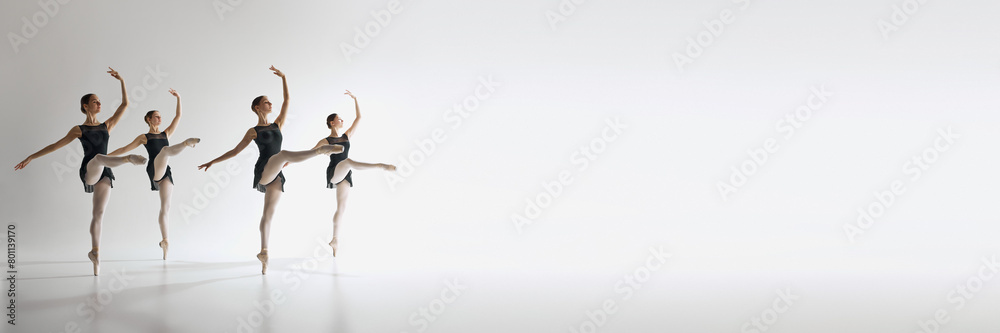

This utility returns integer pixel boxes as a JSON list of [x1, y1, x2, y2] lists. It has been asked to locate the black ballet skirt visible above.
[[326, 134, 353, 188], [143, 132, 173, 191], [77, 123, 115, 193], [253, 123, 285, 193]]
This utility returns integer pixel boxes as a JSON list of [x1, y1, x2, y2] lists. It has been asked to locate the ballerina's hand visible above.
[[269, 66, 284, 78], [169, 88, 179, 97], [107, 67, 122, 81], [198, 162, 212, 171], [14, 157, 31, 171], [344, 90, 356, 99]]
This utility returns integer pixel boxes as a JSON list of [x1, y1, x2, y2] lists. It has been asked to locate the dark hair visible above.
[[80, 94, 95, 113], [144, 110, 158, 125], [326, 113, 338, 129], [251, 95, 265, 112]]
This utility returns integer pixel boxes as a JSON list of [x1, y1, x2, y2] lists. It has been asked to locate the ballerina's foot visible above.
[[257, 252, 269, 275], [184, 138, 201, 147], [88, 251, 100, 276], [125, 154, 147, 165], [380, 164, 396, 172], [329, 238, 338, 257], [158, 240, 169, 260], [317, 144, 344, 156]]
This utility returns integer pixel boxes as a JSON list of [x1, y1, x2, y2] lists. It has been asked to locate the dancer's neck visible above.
[[255, 113, 269, 127], [83, 114, 100, 126]]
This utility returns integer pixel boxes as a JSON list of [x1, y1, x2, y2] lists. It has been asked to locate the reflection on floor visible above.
[[12, 254, 1000, 333]]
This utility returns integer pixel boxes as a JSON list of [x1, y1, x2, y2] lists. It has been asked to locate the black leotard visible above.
[[78, 123, 115, 193], [143, 132, 173, 191], [253, 123, 285, 193], [326, 134, 352, 188]]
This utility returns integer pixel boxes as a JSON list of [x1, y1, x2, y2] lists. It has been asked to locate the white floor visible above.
[[12, 251, 1000, 333]]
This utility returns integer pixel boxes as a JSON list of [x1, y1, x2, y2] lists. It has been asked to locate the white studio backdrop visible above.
[[1, 0, 1000, 331]]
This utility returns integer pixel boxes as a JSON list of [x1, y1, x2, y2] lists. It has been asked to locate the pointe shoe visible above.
[[183, 138, 201, 148], [158, 240, 169, 260], [88, 251, 100, 276], [317, 144, 344, 156], [329, 238, 338, 257], [125, 154, 147, 165], [257, 252, 269, 275], [380, 164, 396, 172]]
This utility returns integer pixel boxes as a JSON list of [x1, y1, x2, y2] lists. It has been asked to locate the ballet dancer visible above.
[[14, 67, 147, 276], [108, 88, 200, 260], [311, 90, 395, 257], [198, 66, 341, 274]]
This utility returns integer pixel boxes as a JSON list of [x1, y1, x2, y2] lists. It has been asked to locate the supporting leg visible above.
[[326, 158, 393, 257], [330, 183, 351, 257], [157, 179, 173, 260], [257, 181, 282, 274], [89, 177, 112, 276]]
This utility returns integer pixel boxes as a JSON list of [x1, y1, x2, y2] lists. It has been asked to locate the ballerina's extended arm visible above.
[[198, 128, 256, 171], [270, 66, 289, 130], [163, 88, 182, 137], [343, 90, 361, 138], [108, 134, 146, 156], [14, 127, 82, 170], [103, 67, 129, 131]]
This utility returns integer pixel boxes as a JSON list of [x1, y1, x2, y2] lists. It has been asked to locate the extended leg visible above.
[[257, 145, 342, 187], [152, 138, 199, 181], [327, 158, 395, 187], [84, 154, 146, 185], [88, 177, 112, 276], [157, 179, 173, 260]]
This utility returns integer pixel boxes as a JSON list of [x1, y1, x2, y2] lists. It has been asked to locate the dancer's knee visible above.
[[261, 206, 278, 221], [91, 202, 106, 217]]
